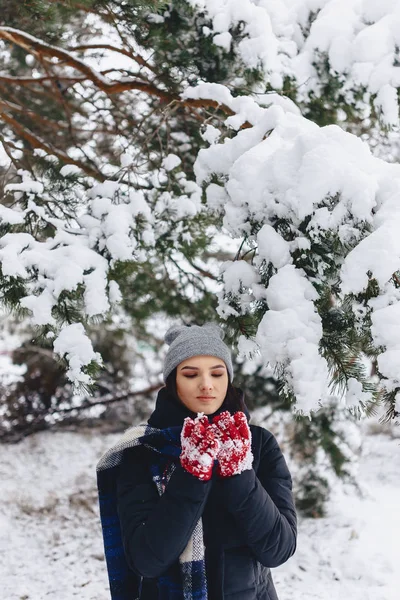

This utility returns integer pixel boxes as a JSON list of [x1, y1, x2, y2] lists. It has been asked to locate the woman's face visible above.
[[176, 355, 229, 415]]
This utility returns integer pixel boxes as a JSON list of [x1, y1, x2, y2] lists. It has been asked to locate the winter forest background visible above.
[[0, 1, 399, 598]]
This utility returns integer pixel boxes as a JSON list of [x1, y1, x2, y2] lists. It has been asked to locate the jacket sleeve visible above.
[[116, 447, 212, 579], [215, 427, 297, 568]]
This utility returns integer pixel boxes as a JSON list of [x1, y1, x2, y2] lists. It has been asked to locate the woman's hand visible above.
[[211, 411, 253, 478], [180, 413, 220, 481]]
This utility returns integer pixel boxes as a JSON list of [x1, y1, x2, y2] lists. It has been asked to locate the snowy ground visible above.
[[0, 423, 399, 600]]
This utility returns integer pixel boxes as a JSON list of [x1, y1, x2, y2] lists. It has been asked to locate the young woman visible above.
[[96, 323, 297, 600]]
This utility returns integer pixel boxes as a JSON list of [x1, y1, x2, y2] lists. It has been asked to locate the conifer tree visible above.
[[1, 0, 399, 512]]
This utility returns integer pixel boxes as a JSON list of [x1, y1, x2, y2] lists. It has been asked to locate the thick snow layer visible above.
[[0, 423, 398, 600], [256, 265, 330, 413], [162, 154, 182, 171], [0, 168, 158, 385], [185, 0, 400, 125], [185, 82, 400, 416]]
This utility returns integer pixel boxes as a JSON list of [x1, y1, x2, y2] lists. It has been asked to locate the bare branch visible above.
[[0, 74, 90, 86], [0, 27, 251, 125], [53, 382, 163, 415], [0, 27, 171, 99], [0, 94, 122, 137], [67, 43, 156, 73], [0, 110, 107, 181], [185, 258, 218, 280]]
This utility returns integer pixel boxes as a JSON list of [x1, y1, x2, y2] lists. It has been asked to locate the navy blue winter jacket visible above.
[[116, 387, 297, 599]]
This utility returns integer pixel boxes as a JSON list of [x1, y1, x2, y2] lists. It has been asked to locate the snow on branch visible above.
[[0, 169, 156, 386], [187, 0, 400, 126], [185, 82, 400, 417]]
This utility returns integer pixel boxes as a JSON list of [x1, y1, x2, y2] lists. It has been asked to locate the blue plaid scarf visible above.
[[96, 423, 208, 600]]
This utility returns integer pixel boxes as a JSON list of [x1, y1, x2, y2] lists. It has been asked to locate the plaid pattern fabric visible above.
[[96, 423, 208, 600]]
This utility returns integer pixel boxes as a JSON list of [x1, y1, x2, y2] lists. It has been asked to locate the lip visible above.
[[197, 396, 215, 401]]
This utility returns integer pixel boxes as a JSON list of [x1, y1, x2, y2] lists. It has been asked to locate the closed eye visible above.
[[183, 374, 223, 378]]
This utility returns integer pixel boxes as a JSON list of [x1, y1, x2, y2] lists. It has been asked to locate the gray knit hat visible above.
[[163, 322, 233, 382]]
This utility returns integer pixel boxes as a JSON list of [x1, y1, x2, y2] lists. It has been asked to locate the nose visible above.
[[199, 376, 213, 390]]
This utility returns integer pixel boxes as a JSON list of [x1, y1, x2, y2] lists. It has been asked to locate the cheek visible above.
[[177, 377, 194, 396], [217, 376, 229, 389]]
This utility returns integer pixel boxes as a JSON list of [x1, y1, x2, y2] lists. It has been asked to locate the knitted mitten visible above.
[[180, 413, 220, 481], [212, 411, 253, 478]]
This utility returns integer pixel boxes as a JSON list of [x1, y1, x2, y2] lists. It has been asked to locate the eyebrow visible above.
[[180, 364, 226, 370]]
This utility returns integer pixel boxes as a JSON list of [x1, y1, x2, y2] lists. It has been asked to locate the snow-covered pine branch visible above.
[[0, 161, 203, 386], [2, 1, 400, 421], [182, 82, 400, 418], [187, 0, 400, 126]]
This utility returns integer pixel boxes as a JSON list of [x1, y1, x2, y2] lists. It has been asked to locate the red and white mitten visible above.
[[211, 411, 253, 478], [180, 413, 220, 481]]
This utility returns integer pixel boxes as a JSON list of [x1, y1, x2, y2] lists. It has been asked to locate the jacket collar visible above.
[[147, 385, 250, 429]]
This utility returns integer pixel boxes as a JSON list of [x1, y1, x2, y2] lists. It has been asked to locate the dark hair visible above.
[[165, 367, 247, 415]]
